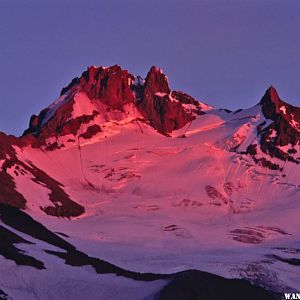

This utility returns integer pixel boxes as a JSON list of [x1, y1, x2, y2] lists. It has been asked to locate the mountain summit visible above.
[[255, 86, 300, 162], [23, 65, 207, 144]]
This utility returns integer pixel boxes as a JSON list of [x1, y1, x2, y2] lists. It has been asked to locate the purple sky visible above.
[[1, 0, 300, 136]]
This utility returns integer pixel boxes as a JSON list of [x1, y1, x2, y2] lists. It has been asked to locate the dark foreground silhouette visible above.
[[0, 203, 276, 300]]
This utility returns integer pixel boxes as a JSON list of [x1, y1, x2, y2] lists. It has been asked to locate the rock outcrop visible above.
[[258, 86, 300, 163], [78, 65, 135, 109], [137, 66, 196, 135], [23, 65, 203, 140], [0, 132, 84, 217]]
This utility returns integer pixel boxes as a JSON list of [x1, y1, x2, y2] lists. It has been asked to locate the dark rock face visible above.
[[23, 103, 99, 148], [55, 111, 99, 137], [242, 144, 283, 171], [0, 132, 84, 217], [26, 161, 85, 217], [171, 90, 205, 116], [0, 133, 27, 208], [23, 65, 134, 140], [0, 288, 11, 300], [60, 77, 79, 96], [260, 87, 300, 124], [138, 67, 195, 135], [258, 87, 300, 163], [79, 65, 135, 109], [241, 87, 300, 167], [79, 124, 101, 139], [157, 270, 276, 300], [23, 95, 75, 139], [23, 109, 50, 136], [0, 224, 45, 269]]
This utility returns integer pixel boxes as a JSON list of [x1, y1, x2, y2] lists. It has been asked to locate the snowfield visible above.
[[0, 65, 299, 299], [3, 107, 299, 299]]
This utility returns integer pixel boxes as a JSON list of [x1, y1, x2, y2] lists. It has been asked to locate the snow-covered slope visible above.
[[0, 65, 300, 299]]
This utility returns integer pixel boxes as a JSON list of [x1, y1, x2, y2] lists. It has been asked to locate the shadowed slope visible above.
[[0, 203, 276, 299]]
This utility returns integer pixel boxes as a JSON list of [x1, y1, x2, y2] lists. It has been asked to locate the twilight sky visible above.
[[1, 0, 300, 136]]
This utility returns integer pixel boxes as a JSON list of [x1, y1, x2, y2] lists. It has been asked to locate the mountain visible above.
[[0, 65, 299, 299], [22, 65, 207, 141]]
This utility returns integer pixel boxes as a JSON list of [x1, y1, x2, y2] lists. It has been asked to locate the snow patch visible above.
[[280, 106, 287, 115], [269, 129, 277, 139], [155, 92, 168, 97], [290, 114, 300, 131], [72, 92, 96, 118]]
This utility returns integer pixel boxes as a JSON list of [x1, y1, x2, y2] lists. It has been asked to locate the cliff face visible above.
[[79, 65, 135, 109], [137, 66, 197, 135], [257, 87, 300, 162]]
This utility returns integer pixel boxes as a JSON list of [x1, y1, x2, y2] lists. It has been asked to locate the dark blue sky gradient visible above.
[[1, 0, 300, 135]]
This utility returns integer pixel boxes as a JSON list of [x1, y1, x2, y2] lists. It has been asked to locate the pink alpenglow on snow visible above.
[[0, 65, 299, 299]]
